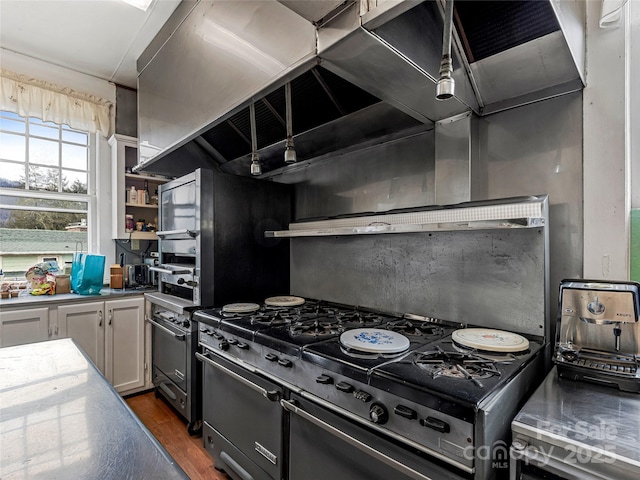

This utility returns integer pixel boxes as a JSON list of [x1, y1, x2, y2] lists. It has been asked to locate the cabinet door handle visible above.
[[54, 325, 58, 335], [98, 311, 103, 327], [108, 310, 112, 326]]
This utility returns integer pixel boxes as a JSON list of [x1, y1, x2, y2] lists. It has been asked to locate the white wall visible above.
[[1, 49, 117, 273], [631, 1, 640, 209], [582, 0, 631, 280]]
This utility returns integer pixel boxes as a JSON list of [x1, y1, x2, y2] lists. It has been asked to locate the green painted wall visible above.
[[632, 209, 640, 283]]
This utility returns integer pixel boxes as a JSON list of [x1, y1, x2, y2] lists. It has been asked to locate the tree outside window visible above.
[[0, 111, 92, 278]]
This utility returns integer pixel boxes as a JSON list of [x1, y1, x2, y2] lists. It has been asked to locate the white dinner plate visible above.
[[451, 328, 530, 353], [340, 328, 410, 354], [264, 296, 305, 307], [222, 303, 261, 313]]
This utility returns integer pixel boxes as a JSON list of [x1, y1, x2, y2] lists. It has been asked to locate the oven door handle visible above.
[[155, 229, 198, 238], [281, 399, 436, 480], [196, 352, 280, 401], [148, 266, 192, 275], [146, 318, 186, 341]]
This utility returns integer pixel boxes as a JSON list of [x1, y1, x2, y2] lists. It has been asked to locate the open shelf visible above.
[[125, 203, 160, 209], [127, 231, 159, 240], [110, 134, 168, 240], [125, 173, 168, 183]]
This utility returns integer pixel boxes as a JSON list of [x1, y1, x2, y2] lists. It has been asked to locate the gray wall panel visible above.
[[285, 131, 435, 220], [473, 91, 583, 321], [290, 229, 546, 337], [280, 92, 582, 331], [115, 85, 137, 137]]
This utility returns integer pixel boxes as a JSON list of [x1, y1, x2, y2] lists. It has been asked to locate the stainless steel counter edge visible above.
[[0, 287, 157, 308], [511, 367, 640, 480], [0, 338, 188, 479]]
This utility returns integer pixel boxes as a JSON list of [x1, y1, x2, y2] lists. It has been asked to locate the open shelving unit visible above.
[[110, 135, 169, 240]]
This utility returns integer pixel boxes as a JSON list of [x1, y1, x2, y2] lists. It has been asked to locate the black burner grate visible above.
[[414, 348, 501, 387], [386, 319, 445, 338], [290, 319, 344, 338]]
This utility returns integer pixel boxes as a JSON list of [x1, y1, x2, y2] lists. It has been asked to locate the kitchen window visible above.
[[0, 110, 94, 278]]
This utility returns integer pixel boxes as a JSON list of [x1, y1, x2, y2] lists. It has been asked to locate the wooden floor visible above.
[[126, 391, 230, 480]]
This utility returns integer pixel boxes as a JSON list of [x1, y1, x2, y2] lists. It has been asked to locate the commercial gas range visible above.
[[195, 299, 547, 480]]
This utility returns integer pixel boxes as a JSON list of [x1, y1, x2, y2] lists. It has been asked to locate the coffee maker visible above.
[[554, 279, 640, 392]]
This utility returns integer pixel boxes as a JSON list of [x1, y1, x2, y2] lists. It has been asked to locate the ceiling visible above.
[[0, 0, 181, 89]]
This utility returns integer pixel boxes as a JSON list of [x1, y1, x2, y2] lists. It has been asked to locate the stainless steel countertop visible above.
[[0, 338, 188, 479], [512, 367, 640, 478]]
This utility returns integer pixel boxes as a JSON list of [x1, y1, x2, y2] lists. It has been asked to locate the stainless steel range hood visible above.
[[136, 0, 584, 178], [318, 0, 585, 118]]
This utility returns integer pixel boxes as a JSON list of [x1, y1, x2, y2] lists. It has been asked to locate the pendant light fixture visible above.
[[436, 0, 455, 100], [284, 82, 297, 164], [249, 102, 261, 176]]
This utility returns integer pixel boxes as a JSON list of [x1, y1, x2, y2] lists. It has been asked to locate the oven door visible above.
[[197, 350, 283, 480], [283, 393, 469, 480], [149, 313, 187, 392]]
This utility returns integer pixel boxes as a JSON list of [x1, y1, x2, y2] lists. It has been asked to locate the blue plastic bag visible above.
[[71, 253, 105, 295]]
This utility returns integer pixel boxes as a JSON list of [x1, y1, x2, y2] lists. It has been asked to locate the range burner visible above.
[[386, 319, 446, 337], [336, 311, 387, 328], [249, 310, 297, 326], [290, 318, 343, 338], [414, 348, 501, 387]]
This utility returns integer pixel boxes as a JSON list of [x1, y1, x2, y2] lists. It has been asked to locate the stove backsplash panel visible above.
[[290, 227, 547, 338]]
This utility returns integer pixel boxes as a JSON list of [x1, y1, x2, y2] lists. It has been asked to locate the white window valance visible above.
[[0, 69, 112, 136]]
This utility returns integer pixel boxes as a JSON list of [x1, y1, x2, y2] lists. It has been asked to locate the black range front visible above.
[[195, 301, 545, 480], [147, 301, 201, 435], [195, 301, 370, 480], [196, 351, 284, 480]]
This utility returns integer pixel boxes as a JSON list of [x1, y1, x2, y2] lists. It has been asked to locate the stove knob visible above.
[[236, 342, 249, 350], [213, 333, 223, 340], [205, 329, 214, 336], [219, 340, 229, 351], [420, 416, 450, 433], [369, 404, 388, 425], [182, 320, 190, 328], [394, 405, 417, 420], [227, 338, 238, 345], [278, 358, 293, 368], [265, 353, 278, 362], [335, 382, 354, 393], [316, 374, 333, 385]]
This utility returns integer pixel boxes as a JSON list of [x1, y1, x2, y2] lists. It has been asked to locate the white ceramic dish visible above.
[[264, 296, 305, 307], [451, 328, 530, 353], [340, 328, 410, 353], [222, 302, 261, 313]]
